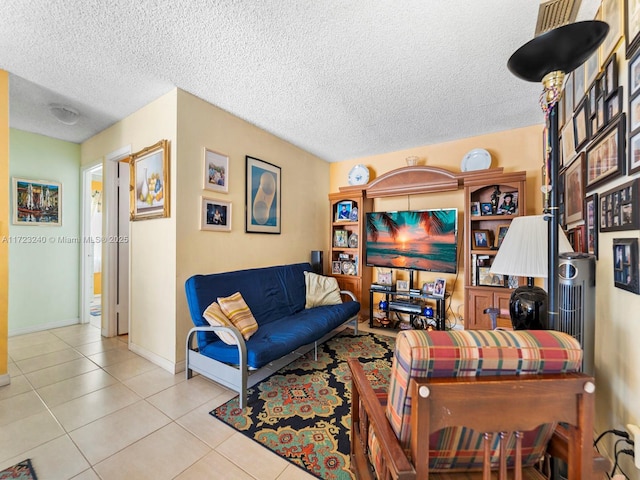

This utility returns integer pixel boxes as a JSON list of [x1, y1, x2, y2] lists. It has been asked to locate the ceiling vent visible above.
[[49, 103, 80, 125], [535, 0, 581, 36]]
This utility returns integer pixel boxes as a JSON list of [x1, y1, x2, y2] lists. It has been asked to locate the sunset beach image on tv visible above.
[[365, 208, 458, 273]]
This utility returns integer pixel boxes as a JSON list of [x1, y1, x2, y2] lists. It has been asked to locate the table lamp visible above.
[[507, 20, 608, 329], [490, 215, 573, 330]]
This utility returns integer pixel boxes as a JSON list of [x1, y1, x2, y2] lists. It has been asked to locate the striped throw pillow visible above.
[[202, 302, 238, 345], [217, 292, 259, 341]]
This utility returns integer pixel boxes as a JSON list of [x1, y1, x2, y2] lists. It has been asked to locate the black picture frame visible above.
[[625, 0, 640, 59], [600, 179, 639, 232], [629, 48, 640, 97], [607, 87, 622, 124], [629, 128, 640, 175], [573, 97, 590, 150], [604, 53, 618, 98], [245, 156, 281, 234], [585, 193, 599, 259], [613, 238, 640, 294], [563, 152, 585, 225], [585, 114, 626, 190]]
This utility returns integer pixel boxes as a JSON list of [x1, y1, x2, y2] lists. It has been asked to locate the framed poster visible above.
[[564, 153, 585, 225], [600, 179, 639, 232], [200, 197, 231, 232], [203, 148, 229, 193], [613, 238, 640, 294], [129, 139, 170, 221], [12, 177, 61, 225], [245, 156, 281, 234], [626, 0, 640, 58], [630, 128, 640, 175], [585, 114, 626, 190], [600, 0, 623, 64], [585, 193, 599, 258]]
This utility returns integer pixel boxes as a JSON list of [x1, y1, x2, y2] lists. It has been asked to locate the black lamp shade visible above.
[[509, 286, 548, 330], [508, 21, 609, 82]]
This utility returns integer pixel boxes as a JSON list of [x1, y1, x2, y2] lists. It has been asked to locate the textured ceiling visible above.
[[1, 0, 600, 163]]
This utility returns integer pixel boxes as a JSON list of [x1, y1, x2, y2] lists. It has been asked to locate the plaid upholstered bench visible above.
[[348, 329, 597, 479]]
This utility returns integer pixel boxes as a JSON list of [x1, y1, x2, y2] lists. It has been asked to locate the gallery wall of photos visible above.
[[558, 0, 640, 285]]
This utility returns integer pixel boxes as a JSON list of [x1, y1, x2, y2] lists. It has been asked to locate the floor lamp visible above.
[[507, 21, 608, 330]]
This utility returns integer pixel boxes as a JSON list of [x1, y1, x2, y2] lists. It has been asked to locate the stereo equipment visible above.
[[310, 251, 323, 275], [388, 301, 422, 314], [558, 252, 596, 375]]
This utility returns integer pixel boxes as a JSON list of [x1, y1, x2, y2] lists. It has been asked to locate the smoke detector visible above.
[[535, 0, 581, 36], [49, 103, 80, 125]]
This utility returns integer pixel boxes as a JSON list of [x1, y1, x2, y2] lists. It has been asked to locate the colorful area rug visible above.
[[211, 330, 395, 480], [0, 459, 38, 480]]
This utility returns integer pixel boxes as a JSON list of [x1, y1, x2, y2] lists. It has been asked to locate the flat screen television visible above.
[[365, 208, 458, 273]]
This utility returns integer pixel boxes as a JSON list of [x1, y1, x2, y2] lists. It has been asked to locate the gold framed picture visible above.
[[129, 139, 170, 221]]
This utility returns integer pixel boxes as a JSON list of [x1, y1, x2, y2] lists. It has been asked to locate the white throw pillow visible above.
[[304, 271, 343, 308]]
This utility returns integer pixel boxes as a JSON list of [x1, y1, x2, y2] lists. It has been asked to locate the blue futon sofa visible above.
[[185, 262, 360, 407]]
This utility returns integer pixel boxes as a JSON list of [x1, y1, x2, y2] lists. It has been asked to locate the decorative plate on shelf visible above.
[[461, 148, 491, 172], [341, 261, 356, 275], [348, 233, 358, 248], [348, 164, 370, 185]]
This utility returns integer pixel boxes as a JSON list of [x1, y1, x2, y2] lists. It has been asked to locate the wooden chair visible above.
[[348, 329, 598, 480]]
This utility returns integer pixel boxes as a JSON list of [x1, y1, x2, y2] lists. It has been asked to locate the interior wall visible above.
[[329, 124, 545, 324], [8, 129, 81, 334], [174, 89, 331, 363], [0, 70, 9, 384], [81, 90, 178, 368]]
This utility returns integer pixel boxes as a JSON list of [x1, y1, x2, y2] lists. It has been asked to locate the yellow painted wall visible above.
[[329, 124, 545, 323], [174, 89, 330, 363], [81, 90, 178, 367], [0, 70, 8, 383]]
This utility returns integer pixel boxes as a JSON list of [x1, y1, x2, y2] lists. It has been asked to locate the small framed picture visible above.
[[573, 97, 590, 150], [495, 224, 510, 249], [630, 129, 640, 175], [200, 197, 231, 232], [607, 87, 622, 122], [332, 261, 342, 275], [336, 201, 353, 221], [604, 53, 618, 98], [630, 94, 640, 132], [333, 229, 348, 247], [480, 202, 493, 215], [470, 201, 481, 216], [472, 229, 491, 249], [378, 271, 392, 285], [585, 193, 599, 258], [478, 267, 505, 287], [630, 49, 640, 97], [421, 282, 433, 295], [496, 191, 518, 215], [563, 152, 585, 225], [396, 280, 410, 292], [613, 238, 639, 294], [432, 278, 446, 298], [203, 148, 229, 193]]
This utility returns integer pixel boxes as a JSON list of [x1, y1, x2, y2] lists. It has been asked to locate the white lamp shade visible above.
[[490, 215, 573, 278]]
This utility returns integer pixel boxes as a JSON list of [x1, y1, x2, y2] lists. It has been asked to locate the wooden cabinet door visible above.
[[467, 288, 494, 330], [495, 290, 513, 329]]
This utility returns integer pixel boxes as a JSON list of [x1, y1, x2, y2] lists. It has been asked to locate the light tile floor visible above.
[[2, 323, 334, 480]]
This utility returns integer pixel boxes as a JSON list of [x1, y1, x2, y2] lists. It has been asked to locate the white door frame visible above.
[[80, 161, 103, 326], [103, 146, 131, 337]]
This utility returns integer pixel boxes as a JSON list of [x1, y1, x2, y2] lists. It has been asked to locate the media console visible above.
[[369, 287, 447, 331]]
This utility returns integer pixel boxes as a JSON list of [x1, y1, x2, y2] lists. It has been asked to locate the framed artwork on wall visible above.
[[563, 152, 585, 225], [573, 97, 590, 150], [129, 139, 170, 221], [585, 114, 626, 190], [613, 238, 640, 294], [630, 129, 640, 175], [626, 0, 640, 58], [600, 0, 623, 64], [574, 63, 586, 104], [200, 197, 231, 232], [599, 179, 639, 232], [245, 156, 281, 234], [585, 193, 599, 258], [12, 177, 62, 226], [565, 72, 575, 116], [203, 148, 229, 193]]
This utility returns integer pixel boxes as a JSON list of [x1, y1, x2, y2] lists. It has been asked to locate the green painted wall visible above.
[[8, 129, 81, 334]]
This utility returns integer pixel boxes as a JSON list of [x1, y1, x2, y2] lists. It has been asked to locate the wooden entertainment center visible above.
[[329, 165, 526, 329]]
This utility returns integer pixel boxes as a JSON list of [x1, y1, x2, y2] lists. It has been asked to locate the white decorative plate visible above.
[[348, 164, 370, 185], [461, 148, 491, 172]]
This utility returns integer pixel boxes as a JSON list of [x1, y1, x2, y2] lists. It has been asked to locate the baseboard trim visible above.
[[8, 318, 80, 337], [129, 342, 181, 374], [0, 373, 10, 387]]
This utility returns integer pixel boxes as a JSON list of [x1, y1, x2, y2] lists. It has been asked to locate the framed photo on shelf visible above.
[[585, 193, 599, 258], [245, 156, 281, 234], [333, 229, 348, 247], [472, 229, 491, 249], [626, 0, 640, 58], [585, 114, 626, 190], [129, 139, 170, 221], [480, 202, 492, 215], [396, 280, 409, 292], [613, 238, 640, 294], [203, 148, 229, 193], [496, 191, 518, 215], [378, 270, 392, 285], [200, 197, 231, 232], [432, 278, 446, 298], [600, 179, 639, 232], [495, 224, 510, 249], [470, 201, 481, 216], [477, 267, 505, 287], [563, 153, 585, 225], [332, 261, 342, 275], [336, 200, 352, 221]]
